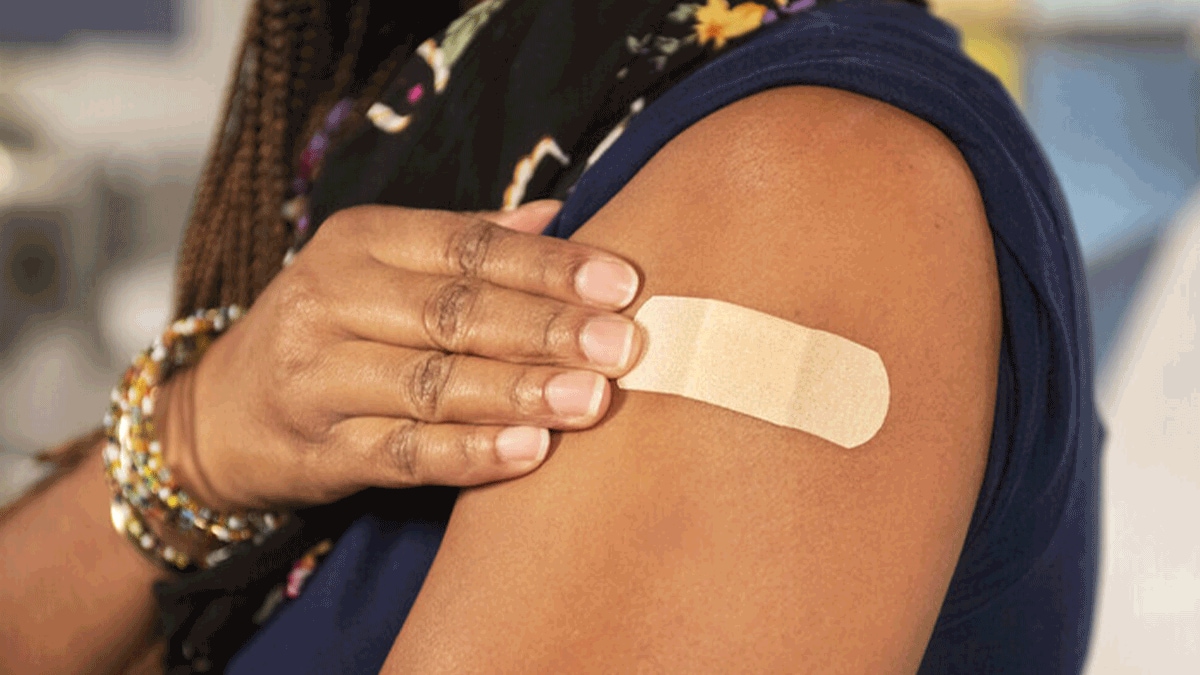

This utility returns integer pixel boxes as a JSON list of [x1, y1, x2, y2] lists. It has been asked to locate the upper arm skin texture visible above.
[[384, 86, 1001, 674]]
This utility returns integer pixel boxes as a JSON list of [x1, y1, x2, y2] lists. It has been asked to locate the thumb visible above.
[[475, 199, 563, 234]]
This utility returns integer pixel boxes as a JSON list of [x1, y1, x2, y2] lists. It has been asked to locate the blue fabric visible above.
[[229, 2, 1101, 672], [226, 512, 447, 673]]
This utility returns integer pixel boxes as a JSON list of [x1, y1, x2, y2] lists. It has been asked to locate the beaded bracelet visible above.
[[103, 306, 285, 571]]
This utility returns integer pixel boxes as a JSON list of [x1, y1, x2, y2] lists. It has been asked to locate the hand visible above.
[[158, 201, 644, 511]]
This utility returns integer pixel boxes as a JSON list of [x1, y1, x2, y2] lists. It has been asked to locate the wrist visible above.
[[104, 306, 285, 571], [157, 366, 236, 513]]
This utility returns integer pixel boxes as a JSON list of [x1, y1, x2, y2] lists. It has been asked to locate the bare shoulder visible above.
[[386, 86, 1001, 674]]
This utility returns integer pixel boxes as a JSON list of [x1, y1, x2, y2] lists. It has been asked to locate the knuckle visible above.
[[282, 404, 327, 448], [320, 205, 370, 240], [268, 272, 326, 378], [541, 246, 588, 292], [311, 205, 384, 256], [275, 267, 326, 325], [407, 352, 458, 421], [423, 278, 482, 350], [267, 363, 321, 440], [381, 420, 423, 483], [508, 367, 548, 417], [446, 219, 498, 277], [536, 305, 580, 360], [293, 435, 334, 490], [453, 430, 484, 470], [267, 342, 310, 391], [308, 212, 348, 248], [270, 340, 314, 398]]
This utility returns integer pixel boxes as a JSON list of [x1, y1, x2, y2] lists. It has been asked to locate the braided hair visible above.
[[172, 0, 928, 316], [173, 0, 433, 315]]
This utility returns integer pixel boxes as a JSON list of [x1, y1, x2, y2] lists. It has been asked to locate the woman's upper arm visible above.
[[384, 85, 1001, 674]]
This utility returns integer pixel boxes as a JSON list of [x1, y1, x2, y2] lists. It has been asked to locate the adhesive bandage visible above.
[[617, 296, 890, 449]]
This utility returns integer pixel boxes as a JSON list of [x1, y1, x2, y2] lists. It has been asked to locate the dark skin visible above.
[[0, 10, 998, 674], [0, 439, 165, 673], [0, 200, 654, 673], [384, 86, 999, 673], [3, 11, 640, 673]]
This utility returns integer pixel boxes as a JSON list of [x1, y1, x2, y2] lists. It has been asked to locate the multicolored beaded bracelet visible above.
[[103, 306, 286, 571]]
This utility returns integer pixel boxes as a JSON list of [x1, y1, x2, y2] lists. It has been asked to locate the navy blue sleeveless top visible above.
[[229, 2, 1101, 672]]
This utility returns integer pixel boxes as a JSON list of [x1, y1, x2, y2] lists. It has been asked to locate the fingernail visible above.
[[495, 426, 550, 463], [545, 371, 606, 418], [580, 317, 636, 369], [575, 259, 639, 308]]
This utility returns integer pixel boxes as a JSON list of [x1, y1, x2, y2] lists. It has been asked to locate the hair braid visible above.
[[174, 0, 383, 317], [175, 1, 262, 313], [247, 0, 295, 297], [289, 0, 332, 165], [303, 0, 372, 150], [175, 0, 928, 317]]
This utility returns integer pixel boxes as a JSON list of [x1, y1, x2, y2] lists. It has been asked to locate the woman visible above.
[[0, 0, 1101, 673]]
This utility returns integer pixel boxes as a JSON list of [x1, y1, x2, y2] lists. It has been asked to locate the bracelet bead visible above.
[[103, 305, 285, 571]]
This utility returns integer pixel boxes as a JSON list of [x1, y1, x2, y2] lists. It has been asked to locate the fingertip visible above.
[[507, 200, 564, 234], [580, 315, 645, 374], [623, 320, 649, 374], [519, 199, 563, 217], [574, 258, 641, 309], [495, 426, 551, 464], [545, 371, 608, 421], [479, 201, 560, 233]]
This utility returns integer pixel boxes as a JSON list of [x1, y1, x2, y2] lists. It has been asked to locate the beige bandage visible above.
[[618, 296, 889, 449]]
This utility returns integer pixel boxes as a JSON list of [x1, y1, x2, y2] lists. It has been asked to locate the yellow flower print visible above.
[[693, 0, 769, 50]]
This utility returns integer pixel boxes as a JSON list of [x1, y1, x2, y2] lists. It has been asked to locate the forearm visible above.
[[0, 437, 163, 674]]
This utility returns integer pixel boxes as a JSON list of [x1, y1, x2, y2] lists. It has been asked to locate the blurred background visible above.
[[0, 0, 1196, 671]]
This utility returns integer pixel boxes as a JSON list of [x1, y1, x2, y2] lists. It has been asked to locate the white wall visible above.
[[0, 0, 252, 503], [1086, 190, 1200, 674], [1, 0, 251, 163]]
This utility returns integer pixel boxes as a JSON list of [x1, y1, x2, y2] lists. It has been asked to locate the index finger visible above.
[[345, 205, 641, 310]]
